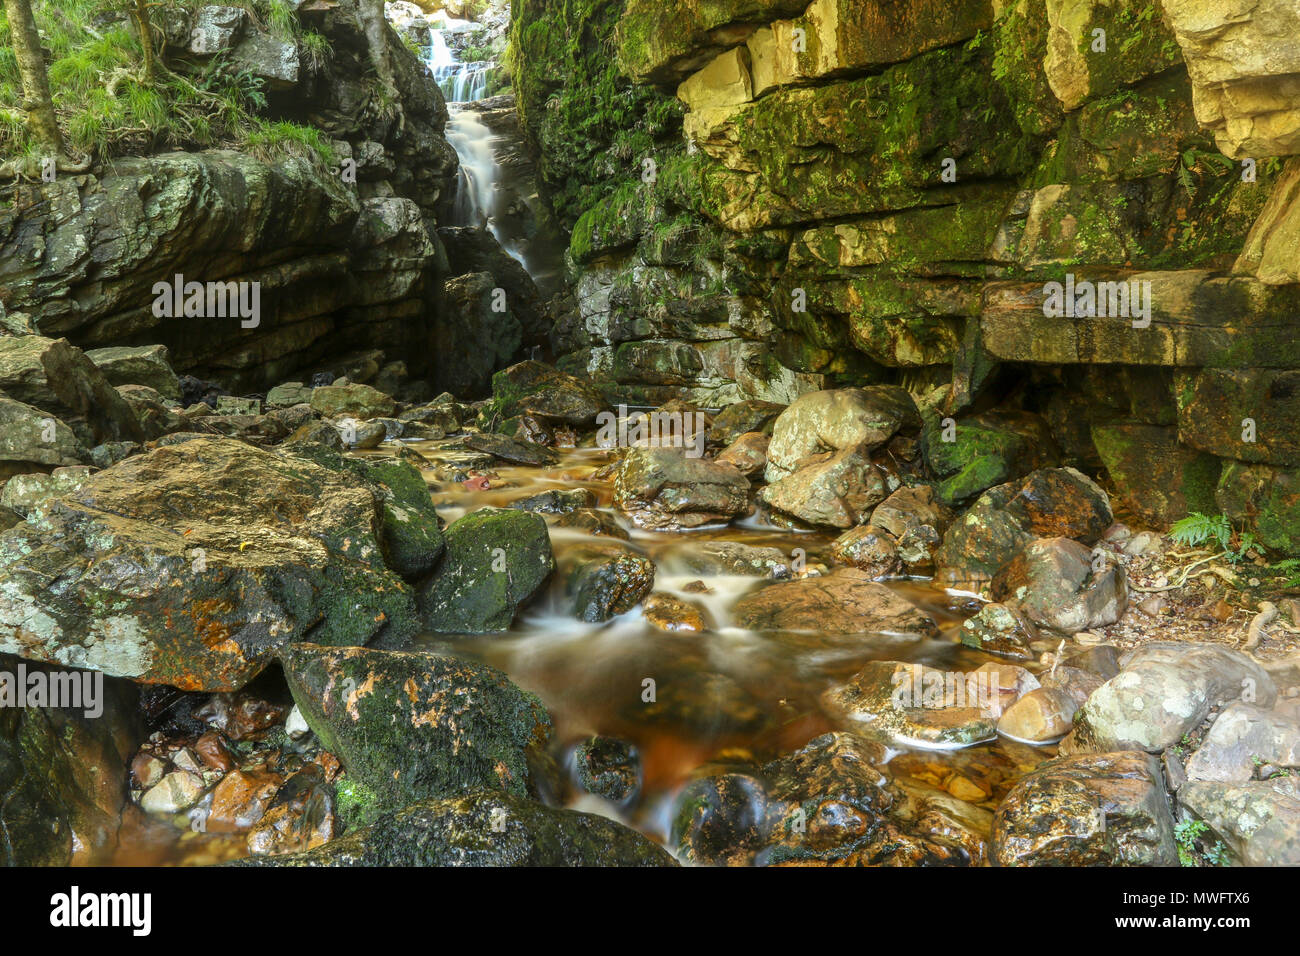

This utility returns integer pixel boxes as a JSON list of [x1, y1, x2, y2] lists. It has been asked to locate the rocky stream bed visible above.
[[1, 349, 1297, 868]]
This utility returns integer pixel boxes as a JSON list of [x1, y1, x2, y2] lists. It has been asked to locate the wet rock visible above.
[[283, 445, 444, 582], [991, 536, 1128, 635], [671, 733, 989, 867], [672, 773, 770, 865], [399, 400, 461, 434], [233, 790, 676, 866], [85, 345, 182, 401], [463, 432, 559, 466], [140, 770, 206, 815], [1178, 778, 1300, 866], [760, 441, 889, 528], [309, 383, 396, 420], [830, 525, 900, 577], [207, 768, 285, 831], [764, 387, 920, 482], [0, 658, 140, 865], [709, 400, 785, 445], [564, 542, 656, 622], [266, 382, 314, 408], [552, 508, 630, 539], [279, 644, 552, 809], [870, 484, 947, 539], [1064, 644, 1122, 679], [0, 437, 420, 690], [418, 508, 554, 633], [285, 705, 311, 740], [1061, 642, 1277, 754], [991, 752, 1178, 866], [507, 488, 596, 514], [88, 441, 140, 469], [644, 592, 713, 632], [959, 602, 1040, 661], [195, 692, 287, 742], [1184, 702, 1300, 783], [246, 767, 336, 856], [116, 384, 185, 440], [614, 446, 750, 531], [663, 540, 792, 578], [194, 731, 237, 772], [822, 661, 1029, 749], [490, 361, 606, 427], [733, 569, 939, 636], [935, 468, 1114, 593], [435, 272, 525, 397], [997, 687, 1078, 744], [355, 458, 444, 580], [573, 736, 641, 802], [282, 419, 345, 453], [0, 335, 143, 446], [716, 432, 769, 476]]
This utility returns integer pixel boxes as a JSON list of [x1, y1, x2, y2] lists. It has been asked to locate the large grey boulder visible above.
[[1061, 643, 1277, 755]]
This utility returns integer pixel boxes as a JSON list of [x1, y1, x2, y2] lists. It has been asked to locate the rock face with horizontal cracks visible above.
[[0, 152, 436, 393], [0, 437, 427, 691], [511, 0, 1300, 554]]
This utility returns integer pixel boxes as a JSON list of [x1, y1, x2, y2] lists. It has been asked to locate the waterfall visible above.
[[428, 27, 519, 260]]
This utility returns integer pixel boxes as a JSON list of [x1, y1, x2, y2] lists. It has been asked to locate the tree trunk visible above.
[[357, 0, 401, 109], [131, 0, 155, 82], [2, 0, 63, 155]]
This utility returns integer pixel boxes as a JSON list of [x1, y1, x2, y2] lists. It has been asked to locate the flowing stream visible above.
[[404, 441, 1053, 847]]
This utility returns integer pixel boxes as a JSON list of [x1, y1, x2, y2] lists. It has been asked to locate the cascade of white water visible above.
[[427, 26, 530, 268]]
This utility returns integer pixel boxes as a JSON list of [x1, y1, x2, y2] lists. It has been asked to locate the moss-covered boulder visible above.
[[279, 644, 552, 811], [921, 410, 1059, 506], [488, 361, 606, 427], [234, 789, 677, 866], [0, 437, 420, 691], [418, 508, 555, 633]]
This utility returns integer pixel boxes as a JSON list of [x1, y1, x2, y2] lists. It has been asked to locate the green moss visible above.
[[0, 0, 332, 165], [508, 0, 683, 230]]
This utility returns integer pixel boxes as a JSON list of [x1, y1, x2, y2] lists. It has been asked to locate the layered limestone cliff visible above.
[[510, 0, 1300, 550]]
